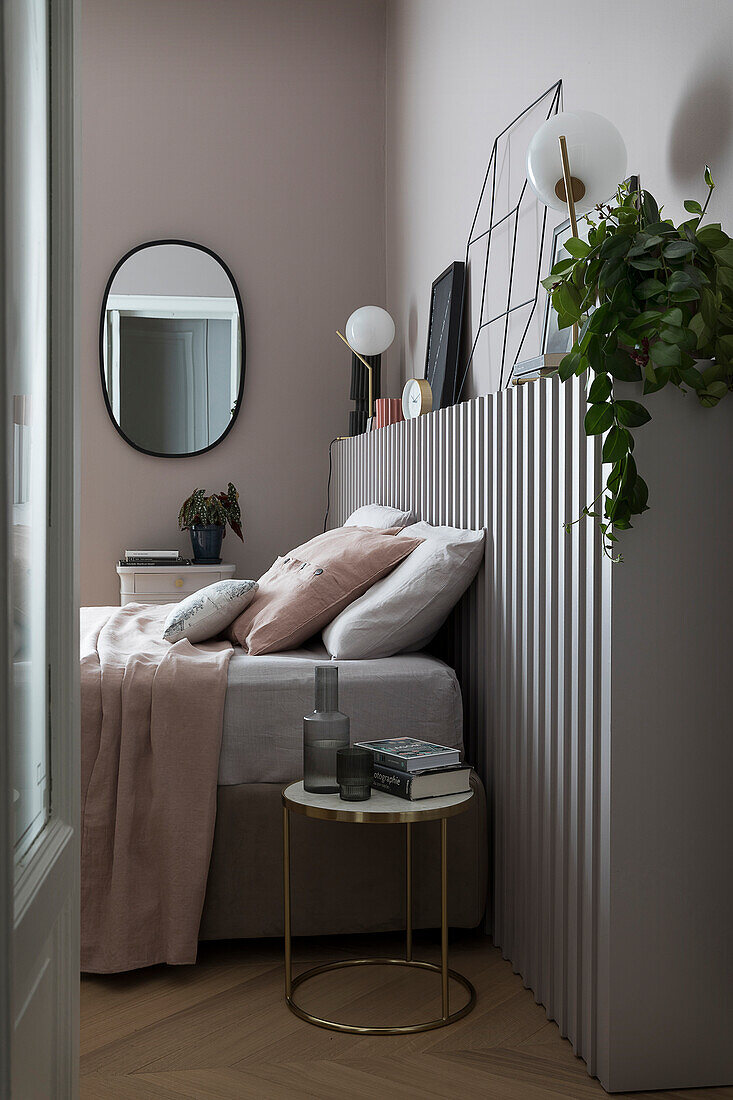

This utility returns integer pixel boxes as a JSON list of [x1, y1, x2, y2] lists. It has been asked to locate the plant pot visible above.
[[189, 524, 224, 564]]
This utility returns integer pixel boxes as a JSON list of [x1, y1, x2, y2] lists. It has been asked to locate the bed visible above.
[[201, 644, 487, 940], [80, 514, 489, 971]]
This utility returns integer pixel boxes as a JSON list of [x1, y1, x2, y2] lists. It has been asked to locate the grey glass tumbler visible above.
[[303, 665, 350, 793], [337, 747, 373, 801]]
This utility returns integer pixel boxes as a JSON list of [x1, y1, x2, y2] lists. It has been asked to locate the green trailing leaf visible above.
[[558, 352, 580, 381], [599, 258, 627, 288], [641, 191, 660, 225], [607, 454, 636, 494], [678, 365, 705, 390], [643, 361, 671, 395], [716, 333, 733, 360], [714, 241, 733, 267], [716, 265, 733, 295], [564, 237, 591, 259], [667, 270, 694, 293], [584, 402, 614, 435], [670, 286, 701, 302], [663, 239, 697, 260], [636, 278, 667, 299], [551, 257, 576, 274], [629, 256, 662, 271], [586, 337, 603, 375], [554, 281, 582, 320], [684, 199, 703, 215], [697, 225, 728, 251], [629, 475, 649, 514], [628, 310, 663, 331], [588, 373, 612, 403], [602, 425, 629, 464], [650, 339, 682, 367], [599, 234, 632, 260], [614, 399, 652, 427], [588, 303, 614, 333], [606, 349, 642, 382]]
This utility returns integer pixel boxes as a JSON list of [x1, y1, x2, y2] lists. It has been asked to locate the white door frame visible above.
[[0, 0, 79, 1093], [103, 294, 241, 419]]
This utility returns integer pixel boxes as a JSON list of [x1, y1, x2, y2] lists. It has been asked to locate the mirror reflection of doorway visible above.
[[118, 316, 233, 454], [100, 241, 245, 458]]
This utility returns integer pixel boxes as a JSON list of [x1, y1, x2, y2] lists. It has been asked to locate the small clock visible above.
[[401, 378, 433, 420]]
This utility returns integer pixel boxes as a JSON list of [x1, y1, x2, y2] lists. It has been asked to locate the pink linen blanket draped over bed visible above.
[[80, 604, 232, 973]]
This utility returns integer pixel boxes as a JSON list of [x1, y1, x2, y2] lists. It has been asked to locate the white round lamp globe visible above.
[[526, 110, 627, 215], [345, 306, 395, 357]]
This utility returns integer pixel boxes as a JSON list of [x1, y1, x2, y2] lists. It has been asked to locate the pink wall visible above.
[[81, 0, 386, 604]]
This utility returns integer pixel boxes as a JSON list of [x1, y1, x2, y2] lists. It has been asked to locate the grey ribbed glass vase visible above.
[[303, 665, 350, 793]]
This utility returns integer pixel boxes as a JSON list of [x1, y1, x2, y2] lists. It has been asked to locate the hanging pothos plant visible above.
[[543, 168, 733, 560]]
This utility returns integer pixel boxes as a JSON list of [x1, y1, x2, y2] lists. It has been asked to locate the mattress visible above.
[[218, 642, 464, 785]]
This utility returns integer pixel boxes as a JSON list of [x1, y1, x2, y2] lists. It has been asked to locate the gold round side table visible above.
[[281, 780, 476, 1035]]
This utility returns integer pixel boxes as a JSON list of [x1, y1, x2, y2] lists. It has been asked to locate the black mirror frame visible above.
[[99, 238, 246, 458]]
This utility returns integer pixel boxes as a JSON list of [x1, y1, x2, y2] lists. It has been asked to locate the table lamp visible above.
[[336, 306, 395, 421]]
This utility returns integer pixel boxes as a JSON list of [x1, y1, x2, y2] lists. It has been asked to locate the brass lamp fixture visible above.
[[335, 330, 376, 420], [526, 110, 627, 342], [337, 306, 395, 421]]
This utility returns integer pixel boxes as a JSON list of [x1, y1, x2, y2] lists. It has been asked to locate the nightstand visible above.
[[281, 782, 476, 1034], [116, 562, 236, 606]]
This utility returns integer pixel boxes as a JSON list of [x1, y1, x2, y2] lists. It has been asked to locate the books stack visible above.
[[120, 550, 191, 567], [355, 737, 471, 801]]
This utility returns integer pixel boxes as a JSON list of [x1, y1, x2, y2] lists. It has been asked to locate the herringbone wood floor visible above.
[[81, 931, 733, 1099]]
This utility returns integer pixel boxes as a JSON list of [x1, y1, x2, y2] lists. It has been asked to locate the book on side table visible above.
[[355, 737, 460, 772], [371, 763, 471, 800], [357, 736, 470, 801]]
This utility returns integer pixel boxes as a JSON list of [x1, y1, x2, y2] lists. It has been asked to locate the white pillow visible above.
[[322, 521, 485, 659], [163, 579, 258, 643], [343, 503, 414, 529]]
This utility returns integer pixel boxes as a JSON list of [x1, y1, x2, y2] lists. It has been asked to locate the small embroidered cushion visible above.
[[163, 579, 258, 643]]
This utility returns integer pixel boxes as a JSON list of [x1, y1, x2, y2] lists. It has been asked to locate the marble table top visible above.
[[282, 780, 473, 824]]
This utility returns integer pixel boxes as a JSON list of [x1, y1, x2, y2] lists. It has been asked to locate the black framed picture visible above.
[[425, 261, 465, 410]]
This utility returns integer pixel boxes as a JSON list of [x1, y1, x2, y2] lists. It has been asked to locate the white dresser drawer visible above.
[[134, 570, 221, 595], [116, 563, 236, 606]]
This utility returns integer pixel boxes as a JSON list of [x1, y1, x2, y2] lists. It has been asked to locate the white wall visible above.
[[386, 0, 733, 397]]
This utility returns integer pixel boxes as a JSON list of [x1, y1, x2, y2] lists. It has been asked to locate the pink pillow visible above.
[[227, 526, 423, 655]]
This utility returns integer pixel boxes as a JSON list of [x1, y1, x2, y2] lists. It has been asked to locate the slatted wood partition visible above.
[[330, 377, 733, 1092], [330, 377, 611, 1077]]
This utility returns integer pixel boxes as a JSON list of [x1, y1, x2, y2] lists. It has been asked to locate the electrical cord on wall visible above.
[[323, 437, 347, 531]]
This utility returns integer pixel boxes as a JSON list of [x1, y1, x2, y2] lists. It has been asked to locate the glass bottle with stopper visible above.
[[303, 665, 350, 793]]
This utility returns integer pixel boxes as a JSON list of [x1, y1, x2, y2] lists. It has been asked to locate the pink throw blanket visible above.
[[80, 604, 232, 973]]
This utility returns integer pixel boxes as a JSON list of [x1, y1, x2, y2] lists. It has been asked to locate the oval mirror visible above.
[[100, 240, 245, 457]]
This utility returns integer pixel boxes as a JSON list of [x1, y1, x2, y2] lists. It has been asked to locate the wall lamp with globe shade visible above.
[[526, 110, 627, 341]]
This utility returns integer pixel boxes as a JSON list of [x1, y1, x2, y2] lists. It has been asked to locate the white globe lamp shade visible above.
[[345, 306, 395, 357], [526, 110, 627, 215]]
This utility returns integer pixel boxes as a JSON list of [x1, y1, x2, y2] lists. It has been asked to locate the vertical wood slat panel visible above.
[[328, 378, 610, 1073]]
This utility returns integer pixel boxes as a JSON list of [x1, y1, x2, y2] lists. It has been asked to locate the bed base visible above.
[[200, 773, 487, 941]]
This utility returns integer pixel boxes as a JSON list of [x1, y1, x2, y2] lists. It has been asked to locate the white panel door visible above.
[[1, 0, 79, 1095]]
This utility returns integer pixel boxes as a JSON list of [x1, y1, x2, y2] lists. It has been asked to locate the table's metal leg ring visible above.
[[283, 811, 477, 1034]]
